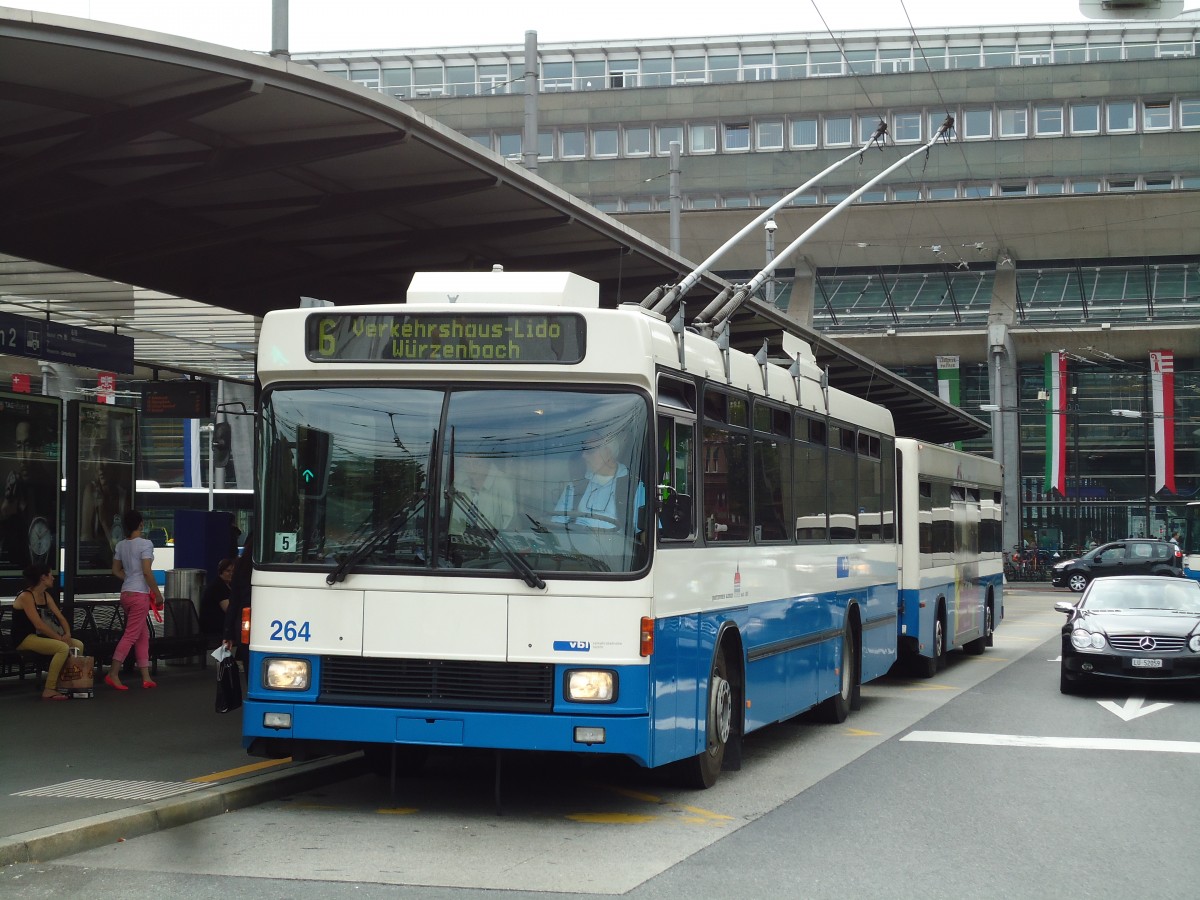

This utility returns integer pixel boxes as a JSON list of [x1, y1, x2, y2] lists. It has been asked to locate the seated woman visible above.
[[11, 563, 84, 700]]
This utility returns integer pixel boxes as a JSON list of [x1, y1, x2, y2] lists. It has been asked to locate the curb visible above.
[[0, 753, 362, 867]]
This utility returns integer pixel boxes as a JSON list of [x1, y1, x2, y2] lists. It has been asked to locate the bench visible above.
[[0, 605, 45, 681], [3, 597, 208, 680]]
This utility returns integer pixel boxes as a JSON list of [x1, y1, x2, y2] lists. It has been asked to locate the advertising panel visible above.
[[76, 404, 136, 574], [0, 392, 62, 574]]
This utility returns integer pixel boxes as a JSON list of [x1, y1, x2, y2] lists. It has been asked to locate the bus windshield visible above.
[[259, 386, 651, 577]]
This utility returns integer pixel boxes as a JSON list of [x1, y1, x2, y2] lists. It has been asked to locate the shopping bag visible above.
[[215, 656, 242, 713], [59, 649, 95, 699]]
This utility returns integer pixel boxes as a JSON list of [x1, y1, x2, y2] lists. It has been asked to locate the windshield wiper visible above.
[[327, 429, 438, 585], [326, 491, 426, 584], [448, 486, 545, 589]]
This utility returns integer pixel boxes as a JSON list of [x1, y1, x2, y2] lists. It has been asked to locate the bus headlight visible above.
[[264, 658, 310, 690], [566, 670, 616, 702]]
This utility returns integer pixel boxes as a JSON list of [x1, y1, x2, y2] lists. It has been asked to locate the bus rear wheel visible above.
[[815, 623, 858, 724], [674, 645, 732, 789], [964, 600, 992, 655], [916, 610, 945, 678]]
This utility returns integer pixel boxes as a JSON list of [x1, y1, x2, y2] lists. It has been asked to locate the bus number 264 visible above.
[[269, 620, 312, 642]]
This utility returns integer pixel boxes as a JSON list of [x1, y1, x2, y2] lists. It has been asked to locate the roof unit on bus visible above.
[[406, 267, 600, 308]]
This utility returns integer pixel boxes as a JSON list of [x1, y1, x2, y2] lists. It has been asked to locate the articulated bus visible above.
[[242, 269, 997, 787], [1184, 502, 1200, 581], [895, 439, 1004, 676]]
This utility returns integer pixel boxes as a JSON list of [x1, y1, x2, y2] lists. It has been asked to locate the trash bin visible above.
[[164, 568, 205, 666], [165, 568, 205, 616]]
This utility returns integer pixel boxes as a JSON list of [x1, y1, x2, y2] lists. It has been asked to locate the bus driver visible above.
[[554, 432, 646, 541]]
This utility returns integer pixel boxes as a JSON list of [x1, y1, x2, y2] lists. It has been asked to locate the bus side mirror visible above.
[[658, 492, 693, 540]]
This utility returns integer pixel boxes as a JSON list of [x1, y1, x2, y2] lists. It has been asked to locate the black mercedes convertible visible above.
[[1056, 576, 1200, 694]]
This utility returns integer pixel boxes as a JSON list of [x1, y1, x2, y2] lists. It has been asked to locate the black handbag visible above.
[[215, 656, 243, 713]]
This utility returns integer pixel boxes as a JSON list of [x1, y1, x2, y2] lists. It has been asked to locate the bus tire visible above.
[[964, 599, 993, 655], [814, 622, 858, 724], [916, 607, 945, 678], [675, 645, 733, 789]]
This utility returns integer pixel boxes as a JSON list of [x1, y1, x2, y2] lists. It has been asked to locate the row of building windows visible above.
[[308, 31, 1199, 98], [594, 175, 1200, 213], [806, 261, 1200, 332], [464, 97, 1200, 164]]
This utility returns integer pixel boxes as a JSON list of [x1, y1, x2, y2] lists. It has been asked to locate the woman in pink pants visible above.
[[107, 509, 165, 690]]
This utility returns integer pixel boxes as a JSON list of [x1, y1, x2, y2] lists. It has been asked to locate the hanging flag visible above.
[[1149, 350, 1176, 494], [1043, 352, 1067, 496], [935, 356, 962, 451]]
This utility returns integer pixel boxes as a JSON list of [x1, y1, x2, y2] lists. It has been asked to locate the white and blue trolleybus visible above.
[[895, 439, 1004, 676], [242, 268, 998, 787], [1183, 502, 1200, 581]]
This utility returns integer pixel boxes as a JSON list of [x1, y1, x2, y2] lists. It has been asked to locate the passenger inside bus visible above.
[[448, 452, 517, 559]]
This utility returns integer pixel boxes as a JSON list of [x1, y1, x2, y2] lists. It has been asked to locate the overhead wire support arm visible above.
[[701, 122, 954, 329], [642, 129, 897, 317]]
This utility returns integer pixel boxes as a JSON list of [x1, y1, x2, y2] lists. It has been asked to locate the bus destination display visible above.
[[306, 313, 585, 364]]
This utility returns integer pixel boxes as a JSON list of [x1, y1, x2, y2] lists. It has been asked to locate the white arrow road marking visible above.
[[1049, 655, 1061, 662], [902, 731, 1200, 753], [1097, 697, 1173, 721]]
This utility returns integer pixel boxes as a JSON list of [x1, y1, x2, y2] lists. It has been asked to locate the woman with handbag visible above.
[[107, 508, 164, 691], [221, 532, 253, 681], [11, 562, 84, 700]]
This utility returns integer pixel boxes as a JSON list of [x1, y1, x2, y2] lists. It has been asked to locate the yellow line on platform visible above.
[[188, 757, 293, 783]]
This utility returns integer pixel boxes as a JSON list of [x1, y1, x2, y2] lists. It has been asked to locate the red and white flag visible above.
[[1043, 351, 1067, 496], [1150, 350, 1176, 494]]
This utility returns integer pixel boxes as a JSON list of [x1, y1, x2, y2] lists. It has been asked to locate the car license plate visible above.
[[1131, 658, 1163, 669]]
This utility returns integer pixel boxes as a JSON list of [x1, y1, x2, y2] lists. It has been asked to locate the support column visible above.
[[779, 257, 815, 329], [988, 251, 1021, 553]]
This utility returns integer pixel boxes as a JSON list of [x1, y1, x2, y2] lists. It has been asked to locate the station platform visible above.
[[0, 659, 357, 867]]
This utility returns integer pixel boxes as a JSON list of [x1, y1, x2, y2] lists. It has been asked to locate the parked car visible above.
[[1049, 538, 1182, 592], [1056, 576, 1200, 694]]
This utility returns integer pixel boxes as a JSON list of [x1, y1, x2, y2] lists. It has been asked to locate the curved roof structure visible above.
[[0, 7, 986, 442]]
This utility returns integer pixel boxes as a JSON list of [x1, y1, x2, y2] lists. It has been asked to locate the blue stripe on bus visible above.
[[245, 583, 903, 772], [649, 583, 898, 767], [242, 699, 656, 766], [899, 575, 1002, 657]]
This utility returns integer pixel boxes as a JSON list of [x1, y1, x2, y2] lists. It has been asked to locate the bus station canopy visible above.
[[0, 8, 986, 442]]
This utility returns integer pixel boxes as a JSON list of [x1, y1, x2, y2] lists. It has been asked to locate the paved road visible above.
[[12, 586, 1189, 898]]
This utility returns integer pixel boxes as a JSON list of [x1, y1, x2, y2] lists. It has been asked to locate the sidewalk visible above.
[[0, 659, 358, 867]]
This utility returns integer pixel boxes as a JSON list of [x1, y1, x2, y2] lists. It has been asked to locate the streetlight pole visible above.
[[764, 218, 777, 305], [199, 423, 215, 511], [668, 141, 681, 256]]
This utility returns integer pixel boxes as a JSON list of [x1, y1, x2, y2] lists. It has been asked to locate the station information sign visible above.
[[138, 381, 212, 419], [305, 312, 585, 364], [0, 310, 135, 373]]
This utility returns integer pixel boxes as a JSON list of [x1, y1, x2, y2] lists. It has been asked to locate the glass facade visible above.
[[893, 357, 1200, 554]]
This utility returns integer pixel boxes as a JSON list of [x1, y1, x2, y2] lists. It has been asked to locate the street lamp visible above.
[[764, 218, 777, 305]]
